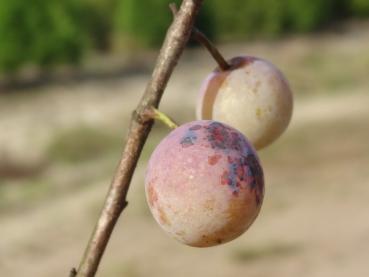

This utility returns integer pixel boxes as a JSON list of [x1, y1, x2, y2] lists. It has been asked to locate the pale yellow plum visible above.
[[145, 120, 264, 247], [197, 56, 293, 150]]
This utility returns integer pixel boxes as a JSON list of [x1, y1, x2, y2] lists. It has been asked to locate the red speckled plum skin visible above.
[[145, 120, 264, 247]]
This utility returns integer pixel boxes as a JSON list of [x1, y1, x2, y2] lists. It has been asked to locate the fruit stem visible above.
[[191, 29, 231, 71], [169, 3, 230, 71], [145, 107, 178, 129]]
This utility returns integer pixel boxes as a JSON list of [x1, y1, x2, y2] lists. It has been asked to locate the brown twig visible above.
[[71, 1, 204, 276], [169, 3, 230, 71]]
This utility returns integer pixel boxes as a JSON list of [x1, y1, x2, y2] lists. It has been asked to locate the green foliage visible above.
[[114, 0, 369, 46], [1, 0, 368, 73], [116, 0, 173, 47], [350, 0, 369, 16], [0, 0, 87, 72], [81, 0, 118, 52], [207, 0, 349, 40], [0, 0, 118, 73], [206, 0, 257, 39], [116, 0, 214, 47], [285, 0, 335, 32]]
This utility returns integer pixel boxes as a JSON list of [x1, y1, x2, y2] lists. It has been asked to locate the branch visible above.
[[71, 1, 204, 276], [169, 3, 230, 71]]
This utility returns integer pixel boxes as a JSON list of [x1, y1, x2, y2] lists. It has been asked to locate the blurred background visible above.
[[1, 0, 369, 276]]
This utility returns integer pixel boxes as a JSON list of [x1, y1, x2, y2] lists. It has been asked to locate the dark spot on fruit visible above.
[[221, 170, 229, 185], [208, 154, 221, 165], [219, 153, 264, 199], [204, 122, 249, 154], [189, 125, 202, 131], [205, 122, 229, 149], [147, 182, 158, 207], [245, 154, 264, 205], [180, 129, 197, 148], [158, 206, 171, 226]]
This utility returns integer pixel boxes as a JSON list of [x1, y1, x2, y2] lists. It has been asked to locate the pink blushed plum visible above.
[[145, 120, 264, 247], [197, 56, 293, 150]]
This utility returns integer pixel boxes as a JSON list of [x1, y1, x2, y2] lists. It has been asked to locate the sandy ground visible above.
[[1, 23, 369, 276]]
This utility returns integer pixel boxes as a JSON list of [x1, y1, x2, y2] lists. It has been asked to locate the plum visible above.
[[197, 56, 293, 150], [145, 120, 264, 247]]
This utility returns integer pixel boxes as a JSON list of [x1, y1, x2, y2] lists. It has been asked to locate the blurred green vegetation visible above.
[[0, 0, 368, 73], [0, 0, 86, 72], [47, 126, 122, 163], [116, 0, 214, 47], [232, 242, 301, 262], [0, 0, 117, 73], [350, 0, 369, 16]]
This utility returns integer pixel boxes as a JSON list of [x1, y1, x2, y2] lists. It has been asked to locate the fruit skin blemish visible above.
[[145, 120, 264, 247]]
